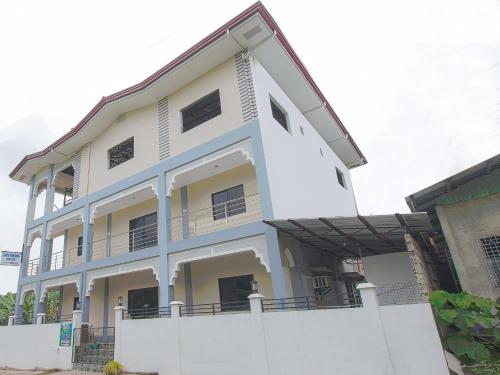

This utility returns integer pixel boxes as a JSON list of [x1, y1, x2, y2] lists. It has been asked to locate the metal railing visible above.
[[262, 293, 362, 312], [42, 313, 73, 324], [376, 281, 423, 306], [180, 301, 251, 316], [123, 307, 171, 320], [92, 222, 158, 260], [13, 317, 34, 325], [169, 193, 261, 241], [24, 258, 40, 276], [47, 245, 81, 271], [73, 326, 115, 347]]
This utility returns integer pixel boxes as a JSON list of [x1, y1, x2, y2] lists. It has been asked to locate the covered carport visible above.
[[263, 213, 438, 305]]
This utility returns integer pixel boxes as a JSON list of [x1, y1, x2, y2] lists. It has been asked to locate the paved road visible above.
[[0, 371, 96, 375]]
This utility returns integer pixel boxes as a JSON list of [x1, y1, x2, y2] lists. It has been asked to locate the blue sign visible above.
[[0, 251, 21, 266]]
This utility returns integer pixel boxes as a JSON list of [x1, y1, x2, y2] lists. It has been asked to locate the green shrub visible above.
[[429, 290, 500, 364], [103, 360, 123, 375], [466, 361, 500, 375]]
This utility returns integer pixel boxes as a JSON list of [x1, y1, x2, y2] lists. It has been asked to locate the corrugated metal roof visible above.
[[264, 213, 432, 258]]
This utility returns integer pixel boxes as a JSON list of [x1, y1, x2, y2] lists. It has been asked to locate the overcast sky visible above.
[[0, 0, 499, 294]]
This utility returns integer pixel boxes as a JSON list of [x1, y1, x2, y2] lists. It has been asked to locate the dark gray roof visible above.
[[264, 213, 432, 258]]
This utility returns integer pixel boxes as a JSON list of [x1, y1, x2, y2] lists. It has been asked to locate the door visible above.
[[129, 212, 158, 251], [218, 274, 253, 311], [127, 287, 159, 319]]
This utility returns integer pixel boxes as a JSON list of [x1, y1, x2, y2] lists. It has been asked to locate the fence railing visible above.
[[169, 193, 261, 241], [376, 281, 423, 306], [92, 222, 158, 260], [42, 313, 73, 324], [180, 301, 251, 317], [73, 326, 115, 347], [13, 317, 34, 325], [123, 307, 171, 320], [24, 258, 40, 276], [262, 293, 362, 312]]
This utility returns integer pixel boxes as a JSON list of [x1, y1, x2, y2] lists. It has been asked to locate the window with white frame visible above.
[[479, 235, 500, 287]]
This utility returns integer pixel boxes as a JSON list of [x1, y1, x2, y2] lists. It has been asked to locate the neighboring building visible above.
[[3, 3, 449, 374], [406, 154, 500, 300]]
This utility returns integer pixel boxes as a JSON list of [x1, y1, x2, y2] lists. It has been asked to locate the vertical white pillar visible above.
[[357, 283, 396, 375], [114, 306, 125, 362], [169, 301, 183, 319], [72, 309, 82, 329], [247, 293, 270, 375], [8, 316, 15, 326], [36, 313, 46, 325]]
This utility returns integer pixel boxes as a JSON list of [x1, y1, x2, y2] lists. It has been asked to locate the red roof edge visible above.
[[10, 1, 366, 179]]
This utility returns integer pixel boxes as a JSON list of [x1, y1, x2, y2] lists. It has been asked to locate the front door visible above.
[[218, 274, 253, 311], [127, 287, 159, 319]]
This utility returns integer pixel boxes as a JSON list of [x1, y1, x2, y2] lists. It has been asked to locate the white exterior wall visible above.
[[0, 324, 72, 370], [252, 57, 358, 219], [117, 302, 447, 375], [363, 252, 418, 285]]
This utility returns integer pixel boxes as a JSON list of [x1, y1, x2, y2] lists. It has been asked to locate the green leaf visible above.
[[466, 342, 491, 362], [429, 290, 449, 309], [475, 315, 494, 328], [437, 308, 458, 324], [470, 295, 494, 314], [455, 310, 478, 330], [447, 335, 471, 357], [450, 293, 472, 310]]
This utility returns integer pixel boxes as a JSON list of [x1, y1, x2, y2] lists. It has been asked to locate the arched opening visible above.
[[33, 180, 47, 219], [27, 237, 42, 276]]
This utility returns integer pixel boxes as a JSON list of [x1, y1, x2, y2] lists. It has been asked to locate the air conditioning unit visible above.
[[313, 275, 329, 289]]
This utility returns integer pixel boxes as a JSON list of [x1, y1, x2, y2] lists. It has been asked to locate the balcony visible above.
[[169, 193, 262, 241], [92, 222, 158, 260], [24, 258, 40, 276]]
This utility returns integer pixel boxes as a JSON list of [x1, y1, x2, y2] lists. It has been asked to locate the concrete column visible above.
[[180, 186, 189, 239], [82, 205, 93, 263], [184, 263, 193, 306], [36, 313, 46, 325], [8, 316, 15, 326], [158, 172, 172, 306], [80, 272, 91, 324], [106, 214, 112, 257], [44, 164, 55, 215], [32, 281, 45, 323], [264, 227, 291, 299], [57, 286, 64, 317], [39, 223, 52, 273], [25, 176, 36, 224], [163, 301, 184, 375], [357, 283, 396, 375], [103, 278, 110, 327], [248, 293, 264, 314], [72, 309, 82, 329], [114, 305, 125, 362]]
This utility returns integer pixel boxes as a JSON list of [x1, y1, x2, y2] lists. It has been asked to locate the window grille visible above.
[[181, 90, 221, 132], [108, 137, 134, 169], [479, 235, 500, 287]]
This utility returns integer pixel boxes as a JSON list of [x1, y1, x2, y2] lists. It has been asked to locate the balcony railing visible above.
[[92, 222, 158, 260], [24, 258, 40, 277], [169, 193, 261, 241], [46, 245, 81, 271]]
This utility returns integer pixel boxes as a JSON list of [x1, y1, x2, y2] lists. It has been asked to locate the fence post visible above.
[[357, 283, 396, 375], [36, 313, 46, 325], [248, 293, 264, 315], [114, 305, 125, 362], [247, 293, 270, 375], [72, 309, 82, 330], [8, 316, 14, 326], [170, 301, 184, 319]]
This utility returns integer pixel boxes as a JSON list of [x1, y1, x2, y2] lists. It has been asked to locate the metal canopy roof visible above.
[[264, 213, 432, 258]]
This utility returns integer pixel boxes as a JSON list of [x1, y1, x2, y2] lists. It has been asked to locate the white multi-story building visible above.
[[10, 1, 365, 327], [4, 3, 449, 374]]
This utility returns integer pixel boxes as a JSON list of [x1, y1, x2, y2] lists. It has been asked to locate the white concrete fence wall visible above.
[[0, 284, 449, 375], [116, 284, 449, 375]]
